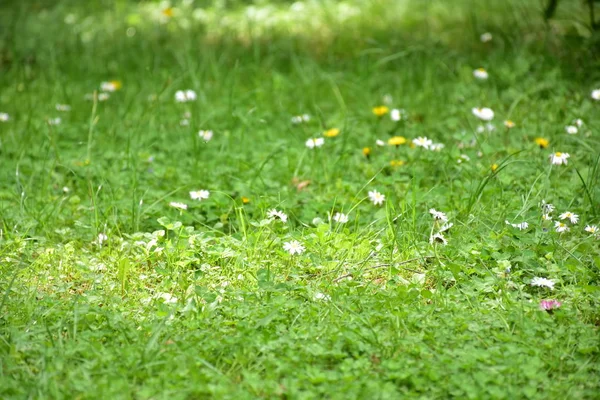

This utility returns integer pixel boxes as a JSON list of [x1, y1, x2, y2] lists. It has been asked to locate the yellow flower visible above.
[[241, 196, 250, 204], [504, 120, 515, 128], [390, 160, 405, 167], [110, 80, 122, 90], [491, 164, 498, 172], [324, 128, 340, 138], [162, 7, 174, 17], [534, 137, 549, 149], [362, 147, 371, 157], [388, 136, 406, 146], [372, 106, 390, 117]]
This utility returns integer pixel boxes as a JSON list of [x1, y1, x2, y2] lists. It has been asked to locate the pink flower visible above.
[[539, 299, 562, 311]]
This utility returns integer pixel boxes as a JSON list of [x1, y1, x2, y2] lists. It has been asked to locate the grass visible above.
[[1, 0, 600, 398]]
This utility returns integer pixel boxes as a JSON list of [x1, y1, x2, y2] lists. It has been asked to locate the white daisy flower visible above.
[[390, 108, 401, 121], [480, 32, 493, 42], [549, 152, 569, 165], [559, 211, 579, 224], [169, 201, 188, 210], [189, 190, 210, 201], [429, 209, 448, 222], [574, 119, 584, 128], [0, 113, 9, 122], [98, 93, 110, 101], [175, 89, 197, 103], [591, 89, 600, 101], [430, 143, 445, 151], [199, 130, 213, 141], [291, 114, 310, 124], [267, 209, 288, 222], [472, 107, 494, 121], [55, 104, 71, 112], [305, 137, 324, 149], [565, 125, 578, 135], [473, 68, 489, 80], [413, 136, 433, 149], [332, 212, 349, 224], [531, 277, 555, 290], [584, 225, 598, 234], [429, 233, 448, 245], [505, 220, 528, 230], [48, 117, 61, 126], [100, 81, 119, 92], [368, 190, 385, 206], [376, 139, 385, 147], [554, 221, 569, 233], [283, 240, 305, 255]]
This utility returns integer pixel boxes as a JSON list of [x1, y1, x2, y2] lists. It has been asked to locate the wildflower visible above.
[[390, 160, 405, 167], [190, 190, 210, 201], [97, 233, 108, 245], [541, 200, 555, 214], [98, 93, 110, 101], [388, 136, 406, 146], [534, 137, 549, 148], [0, 113, 9, 122], [372, 106, 389, 117], [554, 221, 569, 233], [48, 117, 61, 125], [565, 125, 578, 135], [55, 104, 71, 112], [376, 139, 385, 146], [505, 220, 528, 230], [429, 209, 448, 222], [175, 90, 197, 103], [429, 233, 448, 245], [324, 128, 340, 138], [531, 277, 555, 290], [473, 68, 489, 80], [362, 147, 371, 157], [480, 32, 493, 42], [574, 119, 584, 128], [457, 154, 470, 163], [100, 81, 121, 92], [559, 211, 579, 224], [591, 89, 600, 101], [504, 120, 515, 128], [539, 299, 561, 311], [368, 190, 385, 206], [472, 107, 494, 121], [241, 197, 250, 204], [291, 114, 310, 124], [169, 201, 188, 210], [413, 136, 433, 149], [162, 7, 174, 17], [199, 130, 213, 141], [333, 212, 349, 224], [430, 143, 445, 151], [267, 209, 288, 222], [283, 240, 305, 255], [549, 152, 569, 165], [390, 109, 401, 121], [584, 225, 598, 234], [491, 163, 499, 172], [158, 293, 178, 304], [542, 214, 552, 221], [305, 137, 324, 149]]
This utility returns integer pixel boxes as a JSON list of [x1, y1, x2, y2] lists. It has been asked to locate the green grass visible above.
[[1, 0, 600, 398]]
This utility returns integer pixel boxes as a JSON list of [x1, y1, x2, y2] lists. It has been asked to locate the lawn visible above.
[[1, 0, 599, 398]]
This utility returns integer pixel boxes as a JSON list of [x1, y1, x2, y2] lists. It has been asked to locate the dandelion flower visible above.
[[362, 147, 371, 157], [534, 137, 549, 148], [473, 68, 489, 80], [241, 196, 250, 204], [368, 190, 385, 206], [591, 89, 600, 101], [504, 120, 515, 128], [169, 201, 188, 210], [55, 104, 71, 112], [199, 130, 213, 141], [324, 128, 340, 138], [175, 90, 197, 103], [0, 113, 9, 122], [267, 209, 288, 223], [283, 240, 305, 255], [559, 211, 579, 224], [372, 106, 389, 117], [388, 136, 406, 146], [190, 190, 210, 201], [565, 125, 578, 135], [429, 233, 448, 245], [305, 137, 324, 148], [413, 136, 433, 149], [390, 160, 405, 167], [549, 152, 569, 165], [554, 221, 569, 233], [472, 107, 494, 121], [584, 225, 598, 234], [491, 163, 499, 172], [531, 277, 555, 290], [429, 209, 448, 222], [333, 212, 349, 224], [539, 299, 561, 311], [480, 32, 493, 42]]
